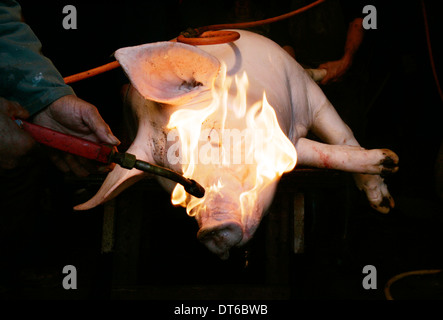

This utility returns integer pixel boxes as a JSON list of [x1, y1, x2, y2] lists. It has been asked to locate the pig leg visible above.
[[305, 82, 398, 213], [295, 138, 399, 175], [295, 138, 397, 213]]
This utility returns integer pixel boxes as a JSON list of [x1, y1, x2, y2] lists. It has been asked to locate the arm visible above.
[[0, 0, 74, 115], [0, 1, 119, 174], [318, 17, 364, 85]]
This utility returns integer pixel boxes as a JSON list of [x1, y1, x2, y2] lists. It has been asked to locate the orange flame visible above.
[[167, 63, 297, 219]]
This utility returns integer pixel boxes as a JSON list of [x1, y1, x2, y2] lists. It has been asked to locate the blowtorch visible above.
[[14, 118, 205, 198]]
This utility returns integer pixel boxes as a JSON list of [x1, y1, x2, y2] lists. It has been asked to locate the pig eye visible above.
[[179, 79, 203, 92]]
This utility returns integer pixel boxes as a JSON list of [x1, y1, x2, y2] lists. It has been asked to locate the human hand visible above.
[[32, 94, 120, 176], [282, 45, 296, 59], [0, 98, 35, 169], [318, 56, 352, 85]]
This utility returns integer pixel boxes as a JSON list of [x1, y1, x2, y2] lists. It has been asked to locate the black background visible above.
[[1, 0, 442, 301]]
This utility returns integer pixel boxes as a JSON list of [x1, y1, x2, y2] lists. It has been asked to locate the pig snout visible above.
[[194, 193, 244, 260], [197, 220, 243, 260]]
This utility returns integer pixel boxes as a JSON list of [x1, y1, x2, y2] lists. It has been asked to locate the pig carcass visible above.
[[75, 30, 399, 259]]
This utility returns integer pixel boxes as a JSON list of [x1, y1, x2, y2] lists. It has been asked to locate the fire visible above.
[[166, 63, 297, 220]]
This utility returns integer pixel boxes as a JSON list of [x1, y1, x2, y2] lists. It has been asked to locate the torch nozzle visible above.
[[183, 179, 206, 199], [131, 158, 205, 198]]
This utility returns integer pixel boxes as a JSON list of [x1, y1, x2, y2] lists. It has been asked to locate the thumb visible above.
[[83, 107, 121, 146]]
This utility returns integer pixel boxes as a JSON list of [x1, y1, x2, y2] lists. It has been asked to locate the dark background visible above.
[[0, 0, 442, 301]]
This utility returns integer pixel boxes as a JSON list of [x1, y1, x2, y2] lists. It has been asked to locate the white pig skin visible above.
[[74, 30, 399, 258]]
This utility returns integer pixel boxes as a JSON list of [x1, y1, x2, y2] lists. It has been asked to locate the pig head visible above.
[[75, 30, 399, 259]]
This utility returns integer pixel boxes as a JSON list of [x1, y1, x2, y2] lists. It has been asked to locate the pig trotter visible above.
[[381, 156, 397, 168], [370, 195, 394, 213], [354, 173, 395, 214], [379, 196, 393, 209], [380, 155, 399, 177]]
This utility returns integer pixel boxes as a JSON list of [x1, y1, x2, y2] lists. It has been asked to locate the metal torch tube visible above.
[[133, 160, 205, 198]]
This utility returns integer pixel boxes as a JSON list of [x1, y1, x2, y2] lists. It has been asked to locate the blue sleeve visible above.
[[0, 0, 75, 115]]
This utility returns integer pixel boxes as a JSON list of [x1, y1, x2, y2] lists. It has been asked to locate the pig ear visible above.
[[73, 143, 150, 211], [114, 41, 220, 105]]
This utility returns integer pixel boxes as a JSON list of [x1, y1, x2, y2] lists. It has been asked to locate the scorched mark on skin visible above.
[[380, 155, 398, 168], [313, 145, 331, 169], [151, 126, 168, 165], [380, 155, 399, 177]]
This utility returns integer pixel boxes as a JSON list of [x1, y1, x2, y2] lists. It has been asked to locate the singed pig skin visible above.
[[75, 30, 398, 258]]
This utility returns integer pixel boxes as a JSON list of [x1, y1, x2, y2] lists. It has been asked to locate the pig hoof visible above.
[[197, 221, 243, 260], [370, 195, 395, 214], [379, 150, 399, 176], [375, 149, 399, 175], [354, 174, 395, 214]]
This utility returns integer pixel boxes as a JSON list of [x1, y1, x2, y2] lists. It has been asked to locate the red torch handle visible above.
[[16, 119, 115, 164]]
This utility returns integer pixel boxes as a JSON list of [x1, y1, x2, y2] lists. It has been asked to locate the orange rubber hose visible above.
[[384, 269, 442, 300], [176, 30, 240, 46], [177, 0, 325, 45], [63, 60, 121, 84], [62, 0, 326, 84]]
